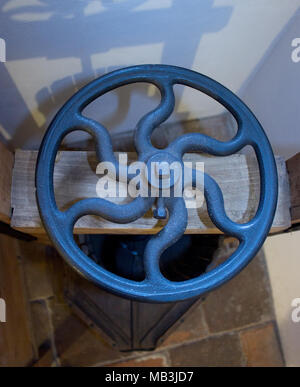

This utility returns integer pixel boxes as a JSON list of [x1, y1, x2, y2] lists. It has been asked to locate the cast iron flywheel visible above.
[[35, 65, 278, 302]]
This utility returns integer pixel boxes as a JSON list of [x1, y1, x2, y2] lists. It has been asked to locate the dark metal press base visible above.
[[64, 234, 219, 351]]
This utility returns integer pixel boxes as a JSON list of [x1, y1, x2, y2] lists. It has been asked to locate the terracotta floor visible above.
[[10, 235, 284, 367]]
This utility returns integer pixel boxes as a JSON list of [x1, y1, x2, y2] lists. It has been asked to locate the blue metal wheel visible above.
[[35, 65, 278, 302]]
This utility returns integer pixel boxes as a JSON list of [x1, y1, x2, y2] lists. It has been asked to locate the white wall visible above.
[[264, 232, 300, 367], [0, 0, 299, 149], [241, 8, 300, 160]]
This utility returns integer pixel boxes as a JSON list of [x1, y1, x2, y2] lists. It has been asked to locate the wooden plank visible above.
[[286, 152, 300, 224], [0, 234, 36, 366], [0, 142, 14, 223], [11, 150, 291, 235]]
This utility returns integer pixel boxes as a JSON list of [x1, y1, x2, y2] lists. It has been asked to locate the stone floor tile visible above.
[[50, 301, 130, 367], [203, 252, 273, 333], [169, 332, 244, 367], [240, 322, 284, 367]]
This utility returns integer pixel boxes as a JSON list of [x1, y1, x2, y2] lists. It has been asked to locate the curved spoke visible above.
[[69, 114, 130, 182], [143, 197, 188, 283], [240, 139, 278, 232], [64, 195, 155, 230], [73, 114, 116, 162], [167, 127, 247, 158], [189, 168, 251, 239], [134, 81, 175, 156]]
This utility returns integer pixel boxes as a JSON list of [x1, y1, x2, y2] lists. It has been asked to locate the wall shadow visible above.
[[0, 0, 233, 149]]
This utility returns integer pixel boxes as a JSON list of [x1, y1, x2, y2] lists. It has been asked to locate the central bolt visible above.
[[155, 161, 170, 179], [145, 152, 183, 190]]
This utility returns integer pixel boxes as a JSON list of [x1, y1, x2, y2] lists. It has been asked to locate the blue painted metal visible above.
[[35, 65, 278, 303]]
